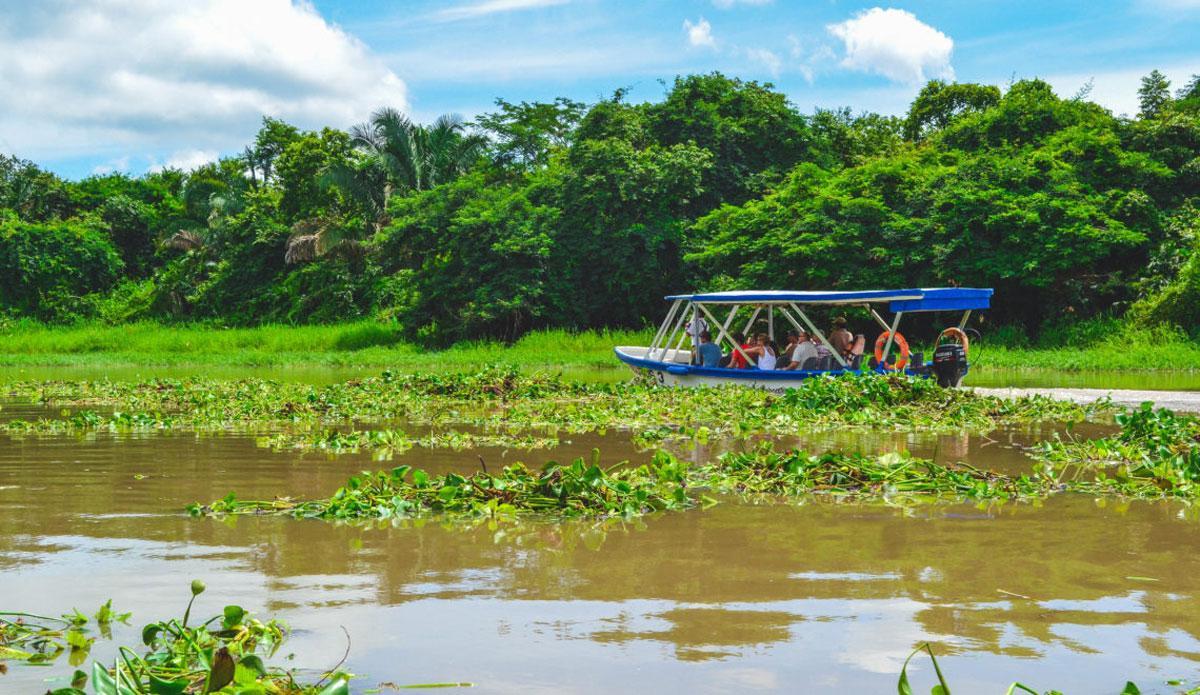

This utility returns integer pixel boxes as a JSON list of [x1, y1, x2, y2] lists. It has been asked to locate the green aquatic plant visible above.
[[0, 600, 129, 669], [191, 450, 696, 521], [190, 444, 1073, 524], [895, 642, 1195, 695], [256, 427, 559, 456], [702, 445, 1043, 499], [1, 370, 1109, 448], [1, 582, 463, 694], [1036, 402, 1200, 498]]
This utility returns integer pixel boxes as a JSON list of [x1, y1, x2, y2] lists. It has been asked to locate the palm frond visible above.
[[163, 229, 206, 252]]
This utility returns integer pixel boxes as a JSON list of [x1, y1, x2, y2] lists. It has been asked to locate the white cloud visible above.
[[0, 1, 407, 169], [827, 8, 954, 84], [91, 156, 131, 176], [1041, 65, 1199, 117], [684, 17, 717, 49], [432, 0, 569, 22], [149, 149, 220, 174], [744, 48, 782, 77], [1139, 0, 1200, 8], [713, 0, 773, 8]]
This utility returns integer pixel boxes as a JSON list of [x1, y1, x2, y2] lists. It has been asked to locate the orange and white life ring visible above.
[[937, 327, 969, 356], [874, 331, 910, 371]]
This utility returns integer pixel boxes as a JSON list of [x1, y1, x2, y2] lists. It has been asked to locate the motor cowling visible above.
[[932, 343, 967, 388]]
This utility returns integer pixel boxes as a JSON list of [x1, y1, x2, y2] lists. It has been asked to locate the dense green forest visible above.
[[1, 71, 1197, 345]]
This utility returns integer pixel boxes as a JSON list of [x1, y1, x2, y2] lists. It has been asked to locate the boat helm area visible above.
[[614, 288, 993, 388]]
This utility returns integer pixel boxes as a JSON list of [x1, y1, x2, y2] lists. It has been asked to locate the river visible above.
[[3, 391, 1199, 692]]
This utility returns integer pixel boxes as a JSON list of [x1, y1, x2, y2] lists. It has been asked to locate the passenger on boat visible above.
[[780, 330, 801, 364], [695, 331, 722, 367], [829, 317, 853, 359], [848, 334, 867, 369], [784, 330, 818, 370], [812, 336, 836, 369], [751, 333, 777, 370], [724, 332, 752, 369]]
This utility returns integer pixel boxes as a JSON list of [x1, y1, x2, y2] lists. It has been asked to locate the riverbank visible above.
[[1, 321, 1198, 381]]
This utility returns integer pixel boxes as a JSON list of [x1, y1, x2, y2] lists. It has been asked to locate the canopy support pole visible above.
[[777, 305, 807, 335], [767, 306, 775, 343], [742, 306, 763, 336], [789, 302, 848, 369], [698, 303, 755, 368], [881, 312, 903, 370], [867, 305, 891, 332], [648, 299, 682, 355], [654, 303, 690, 362], [958, 310, 972, 330]]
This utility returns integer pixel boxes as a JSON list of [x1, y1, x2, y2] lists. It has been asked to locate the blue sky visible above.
[[1, 0, 1197, 179]]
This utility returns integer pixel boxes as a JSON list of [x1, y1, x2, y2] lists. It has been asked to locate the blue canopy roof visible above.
[[664, 288, 992, 313]]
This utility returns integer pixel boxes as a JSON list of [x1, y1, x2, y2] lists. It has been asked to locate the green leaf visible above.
[[1121, 683, 1141, 695], [0, 645, 34, 660], [92, 662, 118, 695], [222, 604, 246, 629], [71, 669, 88, 689], [317, 676, 351, 695], [141, 624, 161, 646], [238, 654, 267, 676], [66, 628, 94, 654], [148, 674, 189, 695]]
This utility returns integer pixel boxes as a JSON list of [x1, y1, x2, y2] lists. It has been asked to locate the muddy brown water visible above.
[[2, 410, 1199, 692]]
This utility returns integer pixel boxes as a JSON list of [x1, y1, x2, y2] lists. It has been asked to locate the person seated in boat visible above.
[[829, 317, 853, 359], [780, 330, 801, 364], [694, 330, 723, 367], [811, 335, 836, 369], [724, 332, 752, 369], [847, 334, 867, 369], [784, 330, 818, 370], [748, 332, 777, 370]]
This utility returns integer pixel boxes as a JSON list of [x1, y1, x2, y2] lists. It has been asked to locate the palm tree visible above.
[[285, 109, 486, 264], [347, 108, 486, 200]]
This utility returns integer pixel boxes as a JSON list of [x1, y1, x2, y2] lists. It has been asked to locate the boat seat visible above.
[[801, 356, 821, 370]]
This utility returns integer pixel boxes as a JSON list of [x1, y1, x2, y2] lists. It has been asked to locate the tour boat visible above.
[[614, 288, 992, 389]]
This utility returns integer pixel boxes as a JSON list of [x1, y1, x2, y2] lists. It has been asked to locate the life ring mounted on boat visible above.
[[937, 327, 969, 356], [873, 331, 909, 371]]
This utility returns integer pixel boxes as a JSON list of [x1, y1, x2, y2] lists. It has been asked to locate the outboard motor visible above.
[[932, 342, 967, 388]]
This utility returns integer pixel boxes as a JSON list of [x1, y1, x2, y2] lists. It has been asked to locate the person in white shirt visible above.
[[744, 332, 777, 370], [785, 331, 818, 370]]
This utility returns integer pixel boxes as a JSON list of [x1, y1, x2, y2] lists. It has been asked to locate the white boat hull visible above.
[[613, 346, 944, 390]]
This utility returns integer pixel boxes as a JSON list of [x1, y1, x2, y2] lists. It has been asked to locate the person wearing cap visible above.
[[829, 316, 854, 359]]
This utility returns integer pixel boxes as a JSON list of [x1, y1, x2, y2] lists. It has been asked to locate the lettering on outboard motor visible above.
[[932, 343, 967, 388]]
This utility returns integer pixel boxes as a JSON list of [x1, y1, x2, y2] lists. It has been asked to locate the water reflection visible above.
[[2, 428, 1199, 693]]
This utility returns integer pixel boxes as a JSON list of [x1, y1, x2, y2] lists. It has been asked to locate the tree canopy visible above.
[[1, 71, 1197, 343]]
